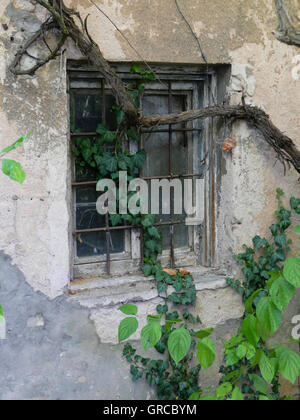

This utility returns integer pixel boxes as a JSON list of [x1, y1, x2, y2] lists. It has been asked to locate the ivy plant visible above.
[[0, 134, 30, 184], [70, 65, 300, 400]]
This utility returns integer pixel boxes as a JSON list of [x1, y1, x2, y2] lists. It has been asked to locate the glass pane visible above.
[[143, 132, 169, 177], [105, 94, 118, 131], [76, 230, 125, 258], [75, 186, 125, 257], [73, 92, 102, 132], [172, 131, 188, 175]]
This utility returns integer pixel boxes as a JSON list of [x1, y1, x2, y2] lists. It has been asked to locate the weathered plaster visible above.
[[0, 0, 299, 398]]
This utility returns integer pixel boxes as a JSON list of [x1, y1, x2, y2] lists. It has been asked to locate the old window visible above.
[[68, 63, 218, 280]]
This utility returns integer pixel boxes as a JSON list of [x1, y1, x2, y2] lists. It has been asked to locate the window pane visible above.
[[143, 132, 169, 177], [76, 231, 125, 258], [73, 92, 102, 132], [75, 186, 125, 257]]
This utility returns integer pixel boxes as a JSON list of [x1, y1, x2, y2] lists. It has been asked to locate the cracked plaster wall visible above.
[[0, 0, 299, 399]]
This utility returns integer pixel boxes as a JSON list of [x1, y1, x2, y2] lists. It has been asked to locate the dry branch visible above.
[[8, 0, 300, 175], [140, 105, 300, 174]]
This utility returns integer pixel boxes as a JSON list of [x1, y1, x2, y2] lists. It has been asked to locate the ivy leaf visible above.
[[142, 264, 153, 277], [118, 317, 138, 342], [242, 315, 260, 347], [133, 150, 147, 169], [256, 297, 282, 335], [2, 159, 26, 184], [96, 124, 108, 135], [283, 257, 300, 288], [274, 234, 287, 249], [259, 352, 275, 384], [196, 338, 216, 369], [275, 346, 300, 384], [118, 304, 138, 316], [142, 214, 156, 228], [141, 321, 162, 350], [253, 236, 268, 250], [168, 328, 191, 365], [148, 226, 161, 240], [249, 374, 267, 395], [270, 277, 295, 312], [127, 127, 140, 142], [110, 214, 122, 227], [293, 225, 300, 233]]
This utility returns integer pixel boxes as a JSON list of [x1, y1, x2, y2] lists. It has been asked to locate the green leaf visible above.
[[2, 159, 26, 184], [0, 133, 30, 154], [229, 387, 244, 401], [168, 328, 191, 365], [294, 225, 300, 233], [118, 304, 138, 316], [236, 344, 247, 360], [133, 150, 146, 169], [110, 214, 122, 227], [270, 277, 295, 312], [253, 236, 268, 250], [283, 257, 300, 288], [245, 289, 263, 314], [194, 328, 214, 339], [256, 297, 282, 335], [188, 392, 202, 400], [142, 214, 156, 228], [141, 322, 162, 350], [226, 349, 240, 367], [142, 264, 153, 277], [148, 226, 161, 240], [118, 317, 138, 342], [0, 305, 4, 322], [249, 374, 268, 395], [276, 346, 300, 384], [242, 315, 260, 347], [96, 124, 108, 135], [216, 382, 232, 398], [216, 382, 233, 398], [196, 338, 216, 369], [127, 127, 140, 142], [259, 352, 275, 384], [266, 272, 282, 291]]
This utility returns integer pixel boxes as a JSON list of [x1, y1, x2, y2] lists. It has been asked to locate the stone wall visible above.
[[0, 0, 299, 399]]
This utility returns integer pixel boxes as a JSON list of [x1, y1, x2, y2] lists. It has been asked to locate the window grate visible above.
[[68, 62, 217, 278]]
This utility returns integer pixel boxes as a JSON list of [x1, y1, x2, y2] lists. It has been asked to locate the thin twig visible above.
[[174, 0, 207, 63], [174, 0, 217, 106]]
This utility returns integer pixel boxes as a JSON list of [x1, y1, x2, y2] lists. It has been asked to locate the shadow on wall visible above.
[[0, 251, 155, 400]]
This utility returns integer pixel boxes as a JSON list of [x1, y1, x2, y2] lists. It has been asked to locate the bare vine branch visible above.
[[8, 0, 300, 175]]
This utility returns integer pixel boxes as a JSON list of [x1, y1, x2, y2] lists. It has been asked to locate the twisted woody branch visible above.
[[9, 0, 300, 174]]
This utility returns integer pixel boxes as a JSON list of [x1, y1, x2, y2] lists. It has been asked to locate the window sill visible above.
[[68, 267, 229, 309]]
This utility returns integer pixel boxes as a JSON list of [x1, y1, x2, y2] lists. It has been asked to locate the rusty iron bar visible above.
[[72, 173, 203, 187], [73, 220, 186, 235], [168, 81, 175, 269], [71, 128, 202, 137]]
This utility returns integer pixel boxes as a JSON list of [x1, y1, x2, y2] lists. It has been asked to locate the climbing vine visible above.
[[72, 65, 300, 400]]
